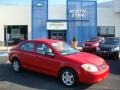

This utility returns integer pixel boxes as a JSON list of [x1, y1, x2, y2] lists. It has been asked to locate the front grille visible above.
[[100, 47, 111, 51], [85, 44, 91, 47]]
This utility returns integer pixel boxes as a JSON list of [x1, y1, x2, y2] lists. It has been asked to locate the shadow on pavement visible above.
[[105, 58, 120, 75], [1, 56, 120, 90], [0, 61, 91, 90]]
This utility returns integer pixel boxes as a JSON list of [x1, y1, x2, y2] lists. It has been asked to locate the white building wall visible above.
[[0, 6, 31, 46], [97, 7, 120, 37], [48, 5, 66, 20], [113, 0, 120, 13]]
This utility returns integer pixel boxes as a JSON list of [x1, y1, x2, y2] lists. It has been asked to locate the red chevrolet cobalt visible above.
[[9, 39, 109, 87]]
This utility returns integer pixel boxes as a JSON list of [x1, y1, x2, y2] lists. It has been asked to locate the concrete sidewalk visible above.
[[0, 47, 12, 51]]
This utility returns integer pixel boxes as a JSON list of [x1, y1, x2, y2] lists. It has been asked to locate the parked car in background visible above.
[[97, 37, 120, 60], [82, 36, 104, 52], [9, 39, 109, 87], [7, 38, 24, 46], [7, 39, 15, 46], [12, 38, 24, 45]]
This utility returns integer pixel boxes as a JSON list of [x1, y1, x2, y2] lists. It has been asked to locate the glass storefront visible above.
[[4, 25, 28, 46], [97, 26, 115, 37], [48, 30, 66, 41]]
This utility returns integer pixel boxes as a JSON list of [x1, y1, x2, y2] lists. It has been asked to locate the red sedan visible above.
[[9, 39, 109, 87], [83, 36, 104, 52]]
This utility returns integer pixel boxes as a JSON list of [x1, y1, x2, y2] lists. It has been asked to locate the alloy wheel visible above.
[[60, 69, 77, 87], [62, 71, 74, 86], [12, 60, 21, 72]]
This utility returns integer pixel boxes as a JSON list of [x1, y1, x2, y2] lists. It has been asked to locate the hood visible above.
[[100, 44, 118, 48], [84, 41, 98, 45], [64, 52, 104, 66]]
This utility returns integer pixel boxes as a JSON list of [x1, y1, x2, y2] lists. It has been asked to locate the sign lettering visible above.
[[69, 9, 86, 18]]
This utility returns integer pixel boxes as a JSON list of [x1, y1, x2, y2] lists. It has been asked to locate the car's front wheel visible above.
[[59, 68, 78, 87], [12, 59, 22, 72]]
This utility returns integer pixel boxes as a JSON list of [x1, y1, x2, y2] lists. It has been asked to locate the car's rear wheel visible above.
[[59, 68, 78, 87], [12, 59, 22, 72]]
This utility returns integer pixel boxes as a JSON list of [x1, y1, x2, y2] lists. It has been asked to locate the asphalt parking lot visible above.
[[0, 55, 120, 90]]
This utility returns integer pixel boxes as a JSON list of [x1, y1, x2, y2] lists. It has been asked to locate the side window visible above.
[[36, 43, 54, 56], [21, 42, 34, 52], [36, 43, 46, 54]]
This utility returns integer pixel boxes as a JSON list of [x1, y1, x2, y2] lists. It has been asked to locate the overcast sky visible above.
[[0, 0, 112, 5], [97, 0, 111, 3]]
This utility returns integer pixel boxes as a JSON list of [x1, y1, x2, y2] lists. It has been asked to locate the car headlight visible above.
[[112, 47, 120, 51], [83, 43, 85, 47], [81, 64, 98, 72], [92, 43, 99, 47]]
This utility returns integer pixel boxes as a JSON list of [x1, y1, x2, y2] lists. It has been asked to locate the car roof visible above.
[[92, 36, 104, 38], [23, 39, 62, 44], [106, 37, 120, 39]]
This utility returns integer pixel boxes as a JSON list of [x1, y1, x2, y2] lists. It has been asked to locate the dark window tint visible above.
[[89, 37, 99, 42], [21, 42, 34, 51], [36, 43, 46, 54], [102, 38, 119, 45], [36, 43, 53, 56]]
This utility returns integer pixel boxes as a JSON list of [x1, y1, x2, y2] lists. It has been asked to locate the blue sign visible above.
[[32, 0, 48, 39], [68, 9, 87, 18], [67, 0, 97, 45], [32, 0, 97, 46]]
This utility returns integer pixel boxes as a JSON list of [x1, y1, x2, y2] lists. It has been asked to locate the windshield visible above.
[[101, 38, 119, 45], [88, 37, 99, 42], [51, 42, 80, 55]]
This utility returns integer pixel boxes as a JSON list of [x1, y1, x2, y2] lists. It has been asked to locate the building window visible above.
[[4, 25, 28, 46], [48, 30, 66, 41], [97, 26, 115, 37]]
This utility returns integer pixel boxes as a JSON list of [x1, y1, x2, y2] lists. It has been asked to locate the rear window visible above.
[[88, 37, 98, 42], [21, 42, 34, 52]]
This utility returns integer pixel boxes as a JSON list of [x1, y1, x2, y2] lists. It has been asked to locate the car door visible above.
[[35, 42, 61, 76], [20, 42, 36, 70]]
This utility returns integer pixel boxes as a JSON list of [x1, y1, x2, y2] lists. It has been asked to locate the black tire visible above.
[[59, 68, 78, 87], [12, 59, 22, 72]]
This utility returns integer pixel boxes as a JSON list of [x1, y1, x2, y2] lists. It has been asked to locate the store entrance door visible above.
[[48, 30, 66, 41]]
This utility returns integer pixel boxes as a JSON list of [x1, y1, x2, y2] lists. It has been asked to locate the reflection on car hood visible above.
[[84, 41, 98, 45], [100, 44, 118, 48], [64, 52, 104, 66]]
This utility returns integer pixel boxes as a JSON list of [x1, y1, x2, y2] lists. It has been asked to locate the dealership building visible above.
[[0, 0, 119, 46]]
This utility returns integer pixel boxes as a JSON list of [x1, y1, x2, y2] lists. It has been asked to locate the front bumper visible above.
[[79, 65, 109, 84], [83, 46, 97, 52], [97, 50, 118, 57]]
